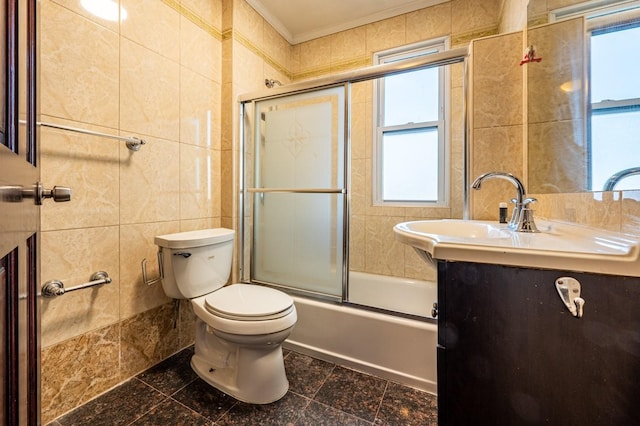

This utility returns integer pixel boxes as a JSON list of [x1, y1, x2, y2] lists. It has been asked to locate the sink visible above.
[[394, 219, 640, 277]]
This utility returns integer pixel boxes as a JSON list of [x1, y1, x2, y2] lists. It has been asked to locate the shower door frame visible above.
[[238, 47, 469, 302]]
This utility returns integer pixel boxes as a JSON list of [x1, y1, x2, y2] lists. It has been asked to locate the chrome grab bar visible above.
[[41, 271, 112, 298]]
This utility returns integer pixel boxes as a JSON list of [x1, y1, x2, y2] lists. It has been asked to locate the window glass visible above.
[[383, 67, 439, 126], [589, 20, 640, 190], [382, 128, 439, 201], [591, 25, 640, 103]]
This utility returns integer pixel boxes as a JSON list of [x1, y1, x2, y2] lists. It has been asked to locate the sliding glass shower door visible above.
[[249, 86, 346, 298]]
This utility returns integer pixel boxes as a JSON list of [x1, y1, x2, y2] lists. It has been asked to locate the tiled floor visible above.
[[48, 346, 438, 425]]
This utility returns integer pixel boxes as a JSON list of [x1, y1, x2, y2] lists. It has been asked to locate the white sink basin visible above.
[[394, 219, 640, 277]]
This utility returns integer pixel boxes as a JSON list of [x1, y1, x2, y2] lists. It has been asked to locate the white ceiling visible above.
[[246, 0, 448, 44]]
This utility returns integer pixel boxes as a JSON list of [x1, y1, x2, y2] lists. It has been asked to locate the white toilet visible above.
[[154, 228, 297, 404]]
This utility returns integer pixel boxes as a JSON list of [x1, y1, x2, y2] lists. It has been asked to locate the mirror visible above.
[[526, 0, 640, 193]]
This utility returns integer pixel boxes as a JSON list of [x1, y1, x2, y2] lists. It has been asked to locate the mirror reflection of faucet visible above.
[[471, 172, 539, 233], [602, 166, 640, 191]]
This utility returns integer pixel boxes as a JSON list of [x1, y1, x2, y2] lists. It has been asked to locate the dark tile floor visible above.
[[48, 346, 437, 426]]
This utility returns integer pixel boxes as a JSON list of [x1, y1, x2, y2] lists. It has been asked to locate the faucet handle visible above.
[[522, 197, 537, 207]]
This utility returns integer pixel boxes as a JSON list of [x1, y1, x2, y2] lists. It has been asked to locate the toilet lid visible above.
[[204, 284, 294, 321]]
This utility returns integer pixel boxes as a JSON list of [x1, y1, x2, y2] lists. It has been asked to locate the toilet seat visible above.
[[190, 284, 297, 335], [204, 284, 294, 321]]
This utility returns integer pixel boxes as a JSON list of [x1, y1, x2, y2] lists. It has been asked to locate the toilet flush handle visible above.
[[174, 252, 191, 258]]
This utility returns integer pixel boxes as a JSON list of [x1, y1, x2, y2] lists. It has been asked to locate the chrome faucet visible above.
[[471, 172, 539, 232], [602, 166, 640, 191]]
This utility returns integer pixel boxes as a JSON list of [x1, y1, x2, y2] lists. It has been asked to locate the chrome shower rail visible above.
[[38, 121, 147, 151], [247, 188, 346, 193], [41, 271, 112, 298]]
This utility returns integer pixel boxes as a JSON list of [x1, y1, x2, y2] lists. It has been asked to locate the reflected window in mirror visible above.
[[373, 39, 449, 206], [553, 1, 640, 191], [590, 19, 640, 190]]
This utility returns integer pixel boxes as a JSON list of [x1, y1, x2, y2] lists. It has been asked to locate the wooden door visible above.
[[1, 1, 39, 424]]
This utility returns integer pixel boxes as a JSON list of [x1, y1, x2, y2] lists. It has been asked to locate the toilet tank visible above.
[[154, 228, 235, 299]]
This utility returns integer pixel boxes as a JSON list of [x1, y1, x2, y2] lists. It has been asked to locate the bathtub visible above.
[[283, 272, 438, 394]]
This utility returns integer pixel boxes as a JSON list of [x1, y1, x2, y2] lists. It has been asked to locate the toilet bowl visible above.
[[154, 228, 297, 404]]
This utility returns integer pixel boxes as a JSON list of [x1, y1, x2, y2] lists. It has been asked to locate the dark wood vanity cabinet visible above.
[[436, 261, 640, 425]]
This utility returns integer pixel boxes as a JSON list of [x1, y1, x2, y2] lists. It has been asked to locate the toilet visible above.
[[154, 228, 297, 404]]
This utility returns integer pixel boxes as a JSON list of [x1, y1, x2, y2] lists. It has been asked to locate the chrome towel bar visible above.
[[41, 271, 112, 298], [38, 122, 146, 151]]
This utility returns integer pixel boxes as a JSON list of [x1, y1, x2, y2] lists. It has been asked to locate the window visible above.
[[373, 40, 448, 206]]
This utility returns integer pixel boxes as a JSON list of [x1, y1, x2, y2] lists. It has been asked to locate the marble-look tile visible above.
[[41, 324, 120, 423], [120, 303, 180, 378], [119, 136, 180, 224], [215, 391, 308, 425], [471, 125, 524, 220], [406, 2, 452, 45], [375, 381, 438, 426], [130, 398, 211, 425], [349, 214, 365, 272], [535, 191, 622, 232], [232, 41, 267, 92], [180, 218, 221, 232], [56, 379, 166, 426], [180, 143, 221, 220], [49, 0, 119, 32], [178, 298, 197, 348], [315, 366, 387, 422], [350, 159, 366, 216], [40, 123, 120, 231], [364, 216, 406, 277], [182, 0, 223, 29], [171, 378, 237, 422], [528, 119, 587, 194], [284, 352, 335, 397], [120, 0, 180, 61], [297, 36, 332, 76], [118, 222, 179, 319], [136, 347, 197, 396], [221, 149, 234, 218], [40, 226, 120, 347], [298, 400, 372, 425], [263, 21, 291, 75], [180, 67, 221, 148], [233, 0, 263, 49], [181, 15, 221, 82], [366, 15, 405, 54], [331, 27, 366, 67], [120, 38, 180, 141], [41, 1, 119, 127], [403, 245, 438, 282], [472, 32, 524, 128], [451, 0, 501, 36], [527, 17, 585, 124], [621, 190, 640, 237], [350, 100, 367, 160]]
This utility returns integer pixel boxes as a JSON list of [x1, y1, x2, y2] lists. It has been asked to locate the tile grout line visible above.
[[372, 380, 390, 424]]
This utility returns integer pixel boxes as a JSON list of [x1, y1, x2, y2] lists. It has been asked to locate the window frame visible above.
[[372, 38, 450, 207]]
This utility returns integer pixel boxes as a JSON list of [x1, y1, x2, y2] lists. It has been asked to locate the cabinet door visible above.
[[438, 261, 640, 425]]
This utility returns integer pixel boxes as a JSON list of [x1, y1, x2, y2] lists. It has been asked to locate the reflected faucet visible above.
[[602, 166, 640, 191], [471, 172, 539, 232]]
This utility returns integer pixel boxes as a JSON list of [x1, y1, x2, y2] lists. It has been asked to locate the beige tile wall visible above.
[[39, 0, 222, 421]]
